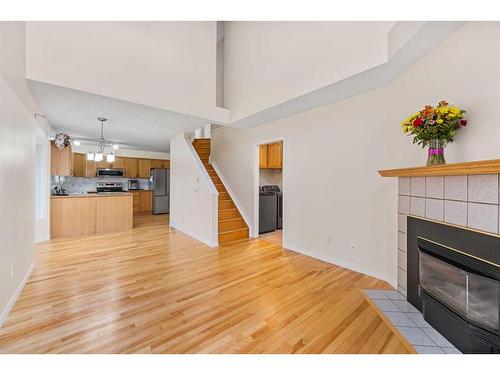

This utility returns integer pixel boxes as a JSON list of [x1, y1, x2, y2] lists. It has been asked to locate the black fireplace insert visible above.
[[407, 216, 500, 354]]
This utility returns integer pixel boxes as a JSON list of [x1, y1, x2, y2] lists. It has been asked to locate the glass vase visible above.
[[426, 139, 446, 166]]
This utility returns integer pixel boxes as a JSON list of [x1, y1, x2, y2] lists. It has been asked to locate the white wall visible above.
[[212, 22, 500, 286], [259, 169, 283, 190], [169, 133, 219, 247], [224, 21, 394, 122], [26, 22, 227, 122], [0, 22, 50, 325]]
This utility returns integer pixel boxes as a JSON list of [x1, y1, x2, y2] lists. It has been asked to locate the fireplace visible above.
[[407, 216, 500, 354]]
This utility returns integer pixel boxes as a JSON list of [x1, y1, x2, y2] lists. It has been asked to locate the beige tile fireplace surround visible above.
[[379, 159, 500, 295]]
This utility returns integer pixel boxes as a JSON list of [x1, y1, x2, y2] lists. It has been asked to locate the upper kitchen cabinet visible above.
[[51, 142, 73, 176], [259, 144, 268, 168], [72, 152, 86, 177], [85, 160, 97, 177], [113, 157, 124, 169], [138, 159, 151, 178], [267, 142, 283, 168], [124, 157, 138, 178], [150, 159, 163, 169], [259, 141, 282, 169], [162, 160, 170, 168], [96, 156, 124, 170]]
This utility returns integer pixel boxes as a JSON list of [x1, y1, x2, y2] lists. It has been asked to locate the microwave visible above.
[[96, 168, 125, 177]]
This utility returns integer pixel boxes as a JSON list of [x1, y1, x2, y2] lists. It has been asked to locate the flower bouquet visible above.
[[401, 100, 467, 166]]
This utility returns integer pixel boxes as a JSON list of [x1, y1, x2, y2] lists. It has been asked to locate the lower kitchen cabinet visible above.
[[96, 195, 133, 233], [50, 194, 133, 238], [132, 190, 153, 215]]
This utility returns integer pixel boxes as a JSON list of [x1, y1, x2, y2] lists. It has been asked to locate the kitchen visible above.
[[50, 128, 170, 239]]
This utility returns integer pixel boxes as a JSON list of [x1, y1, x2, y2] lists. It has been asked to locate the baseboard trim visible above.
[[170, 223, 218, 248], [283, 242, 397, 288], [0, 262, 34, 328]]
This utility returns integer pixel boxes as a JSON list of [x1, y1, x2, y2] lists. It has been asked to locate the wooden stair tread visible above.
[[219, 217, 245, 223], [218, 227, 249, 235]]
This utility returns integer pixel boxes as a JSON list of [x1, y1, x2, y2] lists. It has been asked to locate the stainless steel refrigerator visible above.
[[150, 168, 170, 214]]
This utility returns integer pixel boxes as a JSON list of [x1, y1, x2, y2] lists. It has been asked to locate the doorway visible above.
[[257, 140, 283, 247]]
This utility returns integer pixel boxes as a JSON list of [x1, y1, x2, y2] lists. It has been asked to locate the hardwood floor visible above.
[[0, 215, 414, 353]]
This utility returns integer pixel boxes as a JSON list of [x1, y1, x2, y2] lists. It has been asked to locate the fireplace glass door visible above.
[[419, 251, 499, 332]]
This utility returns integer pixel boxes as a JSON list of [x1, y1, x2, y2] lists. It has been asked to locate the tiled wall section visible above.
[[52, 176, 150, 193], [397, 174, 500, 296]]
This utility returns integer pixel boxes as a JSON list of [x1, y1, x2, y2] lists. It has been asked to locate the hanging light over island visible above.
[[86, 117, 116, 163]]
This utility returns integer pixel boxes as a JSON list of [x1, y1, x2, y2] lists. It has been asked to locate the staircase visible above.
[[192, 138, 249, 244]]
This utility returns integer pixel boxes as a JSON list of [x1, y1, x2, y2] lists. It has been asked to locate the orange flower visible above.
[[438, 100, 449, 107], [421, 105, 435, 118]]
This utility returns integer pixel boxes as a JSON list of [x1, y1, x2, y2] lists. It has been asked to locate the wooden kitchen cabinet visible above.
[[259, 141, 282, 169], [138, 159, 151, 178], [51, 142, 73, 176], [50, 196, 97, 238], [112, 157, 124, 169], [259, 144, 268, 168], [162, 160, 170, 168], [131, 190, 153, 215], [51, 194, 133, 238], [96, 195, 133, 234], [72, 153, 86, 177], [85, 160, 97, 177], [139, 190, 153, 214], [124, 157, 139, 178], [267, 142, 283, 168], [150, 159, 163, 169]]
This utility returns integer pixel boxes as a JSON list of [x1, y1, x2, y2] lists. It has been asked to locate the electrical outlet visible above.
[[326, 237, 332, 244], [350, 243, 356, 249], [10, 266, 14, 280]]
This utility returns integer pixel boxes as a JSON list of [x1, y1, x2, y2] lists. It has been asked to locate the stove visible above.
[[96, 182, 124, 193]]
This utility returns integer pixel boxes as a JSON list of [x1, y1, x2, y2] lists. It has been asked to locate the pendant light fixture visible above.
[[87, 117, 116, 162]]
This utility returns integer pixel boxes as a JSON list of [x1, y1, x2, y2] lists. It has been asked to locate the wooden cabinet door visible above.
[[259, 144, 268, 168], [150, 159, 163, 169], [267, 142, 283, 169], [85, 160, 97, 177], [162, 160, 170, 168], [132, 191, 140, 214], [139, 191, 153, 213], [112, 157, 124, 169], [124, 157, 138, 178], [97, 160, 111, 169], [50, 142, 73, 176], [138, 159, 151, 178], [72, 153, 86, 177]]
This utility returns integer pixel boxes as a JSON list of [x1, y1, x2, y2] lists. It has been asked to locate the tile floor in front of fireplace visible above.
[[364, 289, 462, 354]]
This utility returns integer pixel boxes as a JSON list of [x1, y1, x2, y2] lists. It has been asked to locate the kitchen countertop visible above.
[[51, 192, 133, 199]]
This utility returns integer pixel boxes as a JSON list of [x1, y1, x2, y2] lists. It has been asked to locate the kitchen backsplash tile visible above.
[[52, 176, 150, 194]]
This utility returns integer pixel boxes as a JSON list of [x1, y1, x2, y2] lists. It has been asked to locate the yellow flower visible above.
[[436, 119, 444, 124]]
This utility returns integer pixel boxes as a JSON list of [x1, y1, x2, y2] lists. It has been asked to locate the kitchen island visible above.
[[50, 193, 133, 238]]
